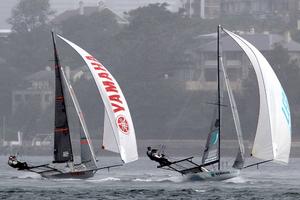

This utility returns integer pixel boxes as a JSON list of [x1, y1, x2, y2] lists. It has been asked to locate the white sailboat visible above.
[[147, 25, 291, 181], [7, 32, 138, 178]]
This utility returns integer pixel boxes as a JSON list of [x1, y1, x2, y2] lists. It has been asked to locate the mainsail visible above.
[[57, 35, 138, 163], [51, 32, 73, 163], [201, 112, 220, 165], [223, 28, 291, 164], [220, 57, 245, 169], [60, 68, 97, 168]]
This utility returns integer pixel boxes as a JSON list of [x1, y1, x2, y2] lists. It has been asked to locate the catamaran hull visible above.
[[185, 170, 239, 181], [40, 170, 96, 179]]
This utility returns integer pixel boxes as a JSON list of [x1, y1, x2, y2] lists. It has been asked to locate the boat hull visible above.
[[40, 170, 96, 179], [185, 170, 239, 181]]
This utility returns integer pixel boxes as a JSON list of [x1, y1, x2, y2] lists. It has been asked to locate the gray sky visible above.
[[0, 0, 182, 29]]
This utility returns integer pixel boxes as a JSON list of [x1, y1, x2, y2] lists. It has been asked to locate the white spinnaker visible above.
[[220, 57, 245, 161], [223, 29, 291, 164], [57, 35, 138, 163]]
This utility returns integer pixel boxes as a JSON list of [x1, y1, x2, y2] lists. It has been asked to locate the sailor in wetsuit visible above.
[[8, 155, 29, 170], [146, 146, 171, 166]]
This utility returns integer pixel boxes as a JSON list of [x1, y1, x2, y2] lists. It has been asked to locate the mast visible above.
[[51, 31, 73, 163], [217, 25, 221, 170]]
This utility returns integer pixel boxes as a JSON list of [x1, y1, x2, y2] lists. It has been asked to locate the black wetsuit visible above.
[[147, 149, 171, 166], [8, 159, 29, 170]]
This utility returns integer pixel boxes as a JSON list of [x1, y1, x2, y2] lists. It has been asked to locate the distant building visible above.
[[182, 0, 221, 19], [221, 0, 298, 18], [178, 30, 300, 91], [179, 0, 300, 22], [0, 29, 11, 38], [31, 134, 52, 146], [11, 65, 91, 114], [11, 67, 54, 114]]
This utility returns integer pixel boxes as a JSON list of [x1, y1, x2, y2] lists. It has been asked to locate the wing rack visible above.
[[157, 157, 217, 175]]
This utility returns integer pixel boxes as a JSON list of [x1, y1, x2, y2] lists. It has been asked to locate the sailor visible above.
[[146, 146, 171, 166], [8, 155, 29, 170]]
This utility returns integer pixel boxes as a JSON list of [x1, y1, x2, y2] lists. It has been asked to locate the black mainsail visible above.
[[52, 32, 73, 163]]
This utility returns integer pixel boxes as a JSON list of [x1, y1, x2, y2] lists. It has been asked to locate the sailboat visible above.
[[7, 32, 138, 179], [147, 25, 291, 181]]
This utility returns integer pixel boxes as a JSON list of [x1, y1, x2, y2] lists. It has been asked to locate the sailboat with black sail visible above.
[[147, 25, 291, 180], [8, 32, 138, 178]]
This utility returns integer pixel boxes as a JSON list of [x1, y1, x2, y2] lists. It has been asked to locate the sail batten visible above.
[[223, 28, 291, 164], [57, 34, 138, 163]]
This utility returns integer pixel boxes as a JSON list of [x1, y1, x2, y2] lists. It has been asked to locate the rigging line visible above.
[[164, 73, 215, 144], [243, 159, 273, 169], [165, 87, 195, 142]]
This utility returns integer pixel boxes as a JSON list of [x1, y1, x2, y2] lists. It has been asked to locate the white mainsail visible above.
[[220, 57, 245, 169], [223, 29, 291, 164], [60, 68, 97, 167], [57, 35, 138, 163]]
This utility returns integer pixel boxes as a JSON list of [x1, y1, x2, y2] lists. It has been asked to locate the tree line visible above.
[[1, 0, 299, 141]]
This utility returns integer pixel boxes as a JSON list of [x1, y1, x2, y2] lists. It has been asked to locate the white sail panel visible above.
[[223, 29, 291, 164], [220, 58, 245, 168], [103, 110, 120, 153], [60, 68, 97, 167], [57, 35, 138, 163]]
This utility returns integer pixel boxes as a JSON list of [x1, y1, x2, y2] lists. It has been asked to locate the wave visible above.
[[224, 176, 248, 184], [87, 177, 121, 182], [11, 172, 41, 179], [132, 176, 183, 183], [195, 189, 207, 193]]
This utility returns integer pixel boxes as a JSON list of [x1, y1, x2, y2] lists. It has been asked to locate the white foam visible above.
[[132, 175, 183, 183], [16, 172, 41, 179], [88, 177, 121, 182], [224, 176, 247, 183], [133, 178, 154, 182], [195, 189, 206, 193]]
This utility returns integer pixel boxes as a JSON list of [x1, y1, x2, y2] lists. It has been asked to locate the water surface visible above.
[[0, 156, 299, 199]]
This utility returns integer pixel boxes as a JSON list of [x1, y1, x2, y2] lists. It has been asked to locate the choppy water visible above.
[[0, 156, 299, 199]]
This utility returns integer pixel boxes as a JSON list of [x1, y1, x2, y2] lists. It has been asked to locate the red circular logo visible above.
[[116, 115, 129, 135]]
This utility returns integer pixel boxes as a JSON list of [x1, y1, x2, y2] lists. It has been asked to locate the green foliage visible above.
[[4, 0, 54, 75], [59, 9, 123, 74], [5, 27, 52, 74], [7, 0, 54, 33], [116, 3, 191, 80]]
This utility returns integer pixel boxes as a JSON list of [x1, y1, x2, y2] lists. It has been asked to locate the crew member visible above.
[[8, 155, 29, 170], [146, 146, 171, 166]]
